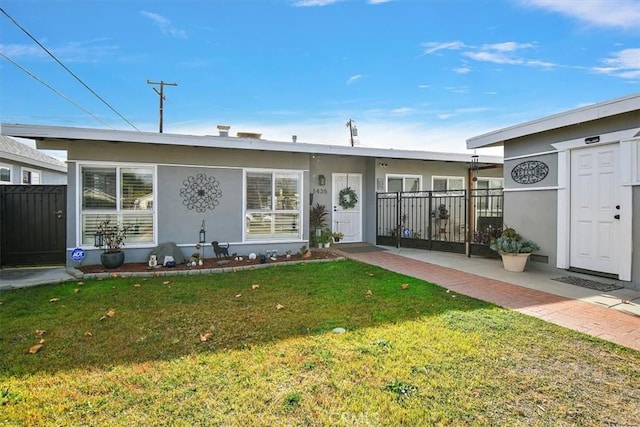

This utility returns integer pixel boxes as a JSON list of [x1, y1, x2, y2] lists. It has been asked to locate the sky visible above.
[[1, 0, 639, 161]]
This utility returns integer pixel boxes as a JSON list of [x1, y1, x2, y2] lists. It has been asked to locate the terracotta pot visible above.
[[500, 253, 530, 272]]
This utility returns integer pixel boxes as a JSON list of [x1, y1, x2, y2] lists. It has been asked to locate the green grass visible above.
[[1, 259, 639, 426]]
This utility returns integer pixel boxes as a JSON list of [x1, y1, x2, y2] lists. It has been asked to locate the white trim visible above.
[[431, 175, 466, 191], [620, 137, 640, 186], [503, 186, 558, 192], [467, 93, 640, 148], [20, 166, 41, 184], [551, 128, 638, 151], [77, 162, 157, 249], [385, 173, 422, 192], [503, 150, 558, 161], [556, 151, 570, 269], [0, 162, 12, 184], [619, 184, 633, 280]]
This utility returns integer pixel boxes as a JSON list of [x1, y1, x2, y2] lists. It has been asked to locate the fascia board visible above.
[[466, 92, 640, 149], [1, 123, 502, 164]]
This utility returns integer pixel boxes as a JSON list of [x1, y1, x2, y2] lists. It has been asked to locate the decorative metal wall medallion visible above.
[[511, 160, 549, 184], [179, 174, 223, 212]]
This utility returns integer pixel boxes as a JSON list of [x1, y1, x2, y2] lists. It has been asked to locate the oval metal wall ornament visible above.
[[511, 160, 549, 184]]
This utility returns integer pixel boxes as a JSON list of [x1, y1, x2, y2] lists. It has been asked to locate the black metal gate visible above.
[[0, 185, 67, 267], [376, 189, 503, 257]]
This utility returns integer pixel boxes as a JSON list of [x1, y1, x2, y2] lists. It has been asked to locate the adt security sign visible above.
[[70, 247, 86, 262]]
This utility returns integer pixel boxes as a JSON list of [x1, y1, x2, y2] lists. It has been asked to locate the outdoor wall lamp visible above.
[[318, 174, 326, 186]]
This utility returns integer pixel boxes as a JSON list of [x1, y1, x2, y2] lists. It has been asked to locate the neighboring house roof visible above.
[[0, 135, 67, 172], [0, 123, 503, 166], [466, 92, 640, 149]]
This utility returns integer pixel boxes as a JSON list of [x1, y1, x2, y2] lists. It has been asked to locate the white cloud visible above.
[[463, 42, 555, 68], [422, 41, 466, 55], [454, 66, 471, 74], [346, 74, 363, 84], [520, 0, 640, 30], [140, 11, 188, 39], [292, 0, 341, 6], [594, 48, 640, 79]]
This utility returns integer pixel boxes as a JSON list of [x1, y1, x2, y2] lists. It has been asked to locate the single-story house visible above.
[[0, 123, 502, 267], [467, 92, 640, 289], [0, 135, 67, 185]]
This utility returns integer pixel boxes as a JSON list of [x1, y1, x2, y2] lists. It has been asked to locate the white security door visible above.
[[570, 144, 620, 275], [332, 173, 362, 243]]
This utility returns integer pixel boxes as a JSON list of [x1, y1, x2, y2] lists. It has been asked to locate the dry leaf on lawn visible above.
[[401, 284, 409, 290], [276, 304, 285, 310], [200, 332, 213, 342], [366, 290, 373, 297], [134, 284, 141, 288], [28, 344, 44, 354], [49, 298, 60, 303], [106, 309, 116, 318], [235, 294, 242, 298], [163, 281, 170, 285], [35, 329, 47, 337], [74, 288, 81, 294], [252, 284, 260, 290], [77, 281, 84, 286], [84, 331, 93, 338]]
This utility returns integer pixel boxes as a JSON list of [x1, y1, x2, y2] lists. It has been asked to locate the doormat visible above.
[[552, 276, 623, 292], [335, 244, 387, 254]]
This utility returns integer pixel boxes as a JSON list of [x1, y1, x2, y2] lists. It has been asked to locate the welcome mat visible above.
[[335, 244, 387, 254], [552, 276, 624, 292]]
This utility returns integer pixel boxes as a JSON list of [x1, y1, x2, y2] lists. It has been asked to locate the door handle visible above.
[[614, 214, 620, 220], [54, 210, 63, 219]]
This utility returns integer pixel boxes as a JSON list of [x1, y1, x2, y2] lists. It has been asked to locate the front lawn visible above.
[[1, 260, 638, 425]]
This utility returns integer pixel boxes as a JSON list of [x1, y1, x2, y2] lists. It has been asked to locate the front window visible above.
[[245, 170, 301, 240], [475, 178, 503, 213], [387, 174, 421, 192], [0, 164, 11, 184], [22, 169, 41, 185], [432, 176, 464, 193], [81, 165, 154, 246]]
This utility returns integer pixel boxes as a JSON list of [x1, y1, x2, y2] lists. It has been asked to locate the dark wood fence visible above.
[[376, 189, 503, 257]]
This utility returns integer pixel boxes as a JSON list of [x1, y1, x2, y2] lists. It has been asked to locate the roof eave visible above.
[[466, 92, 640, 149]]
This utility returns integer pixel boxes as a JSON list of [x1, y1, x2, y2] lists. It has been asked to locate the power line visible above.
[[0, 7, 139, 131], [0, 52, 115, 129]]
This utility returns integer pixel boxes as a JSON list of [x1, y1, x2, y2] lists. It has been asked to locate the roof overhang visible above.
[[466, 92, 640, 149], [1, 123, 503, 165]]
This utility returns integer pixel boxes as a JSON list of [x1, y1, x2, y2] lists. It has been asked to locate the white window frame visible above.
[[385, 174, 422, 192], [21, 167, 41, 185], [78, 163, 156, 248], [431, 175, 465, 193], [244, 168, 303, 242], [474, 177, 503, 215], [0, 163, 12, 184]]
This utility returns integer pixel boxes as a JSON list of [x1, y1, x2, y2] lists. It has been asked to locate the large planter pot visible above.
[[101, 251, 125, 269], [500, 253, 530, 272]]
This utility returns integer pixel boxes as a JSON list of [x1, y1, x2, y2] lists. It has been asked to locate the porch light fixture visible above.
[[470, 152, 479, 182], [199, 219, 206, 244], [318, 174, 326, 186]]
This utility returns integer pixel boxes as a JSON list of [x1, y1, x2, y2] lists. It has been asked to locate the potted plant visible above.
[[490, 227, 540, 272], [332, 231, 344, 243], [95, 219, 130, 269], [309, 203, 328, 247], [320, 228, 333, 248]]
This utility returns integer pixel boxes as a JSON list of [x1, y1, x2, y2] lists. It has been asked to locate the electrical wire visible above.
[[0, 52, 116, 129], [0, 7, 139, 131]]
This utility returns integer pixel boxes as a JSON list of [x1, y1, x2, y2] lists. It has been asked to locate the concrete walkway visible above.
[[334, 245, 640, 352]]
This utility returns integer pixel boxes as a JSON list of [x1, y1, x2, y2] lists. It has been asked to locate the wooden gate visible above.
[[0, 185, 67, 267]]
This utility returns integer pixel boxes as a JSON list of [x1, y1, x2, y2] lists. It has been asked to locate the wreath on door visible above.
[[338, 186, 358, 209]]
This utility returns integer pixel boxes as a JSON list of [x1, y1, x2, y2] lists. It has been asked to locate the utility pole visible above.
[[147, 79, 177, 133], [346, 119, 358, 147]]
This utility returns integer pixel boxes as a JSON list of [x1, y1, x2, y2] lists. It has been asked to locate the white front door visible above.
[[570, 144, 620, 275], [332, 173, 362, 243]]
